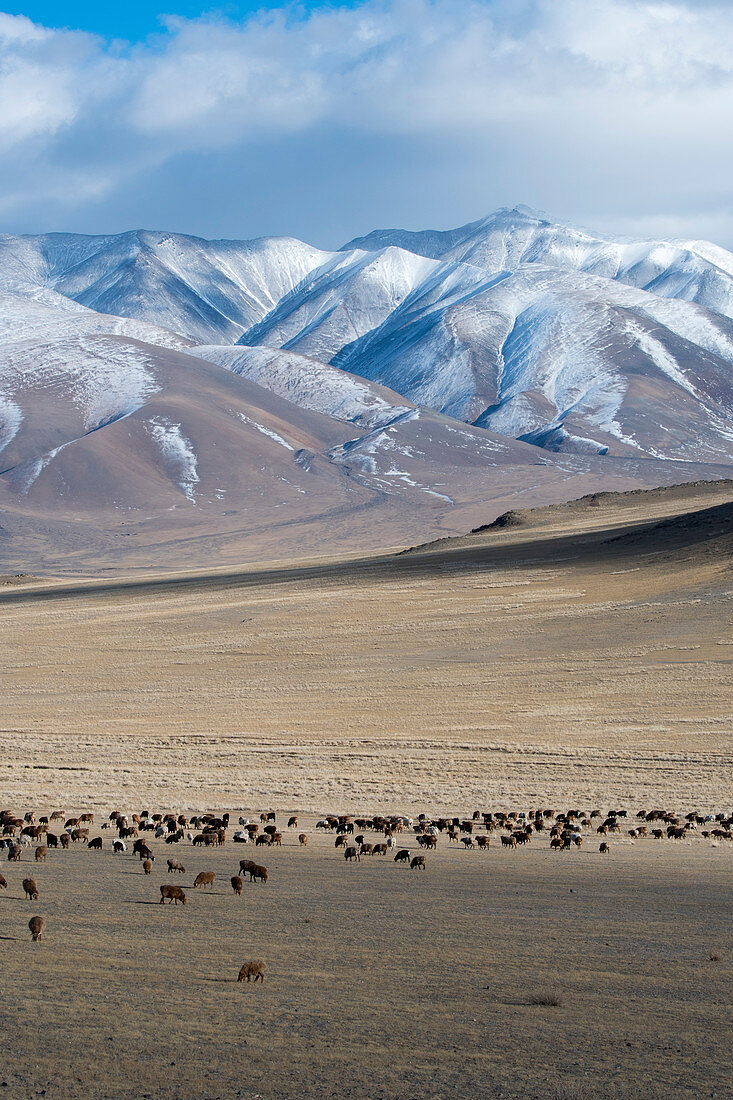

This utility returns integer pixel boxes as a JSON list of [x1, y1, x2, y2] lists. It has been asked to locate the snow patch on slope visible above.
[[147, 418, 199, 501]]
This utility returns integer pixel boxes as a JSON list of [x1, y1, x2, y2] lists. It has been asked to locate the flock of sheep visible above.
[[2, 803, 730, 970]]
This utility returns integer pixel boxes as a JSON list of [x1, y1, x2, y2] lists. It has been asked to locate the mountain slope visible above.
[[0, 230, 334, 344], [342, 205, 733, 322]]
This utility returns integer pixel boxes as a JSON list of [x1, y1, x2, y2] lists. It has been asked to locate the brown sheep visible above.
[[160, 884, 186, 905], [35, 845, 47, 862], [142, 859, 153, 875], [255, 835, 271, 847], [298, 833, 307, 846], [410, 856, 426, 870], [194, 871, 216, 889], [599, 842, 610, 853], [249, 864, 268, 884], [238, 960, 265, 983], [476, 836, 490, 850], [231, 876, 243, 896], [167, 859, 186, 874], [8, 845, 22, 862], [372, 843, 388, 856], [22, 877, 39, 900], [394, 849, 410, 863], [288, 816, 298, 828], [271, 832, 283, 846], [344, 846, 359, 862], [28, 915, 45, 941], [87, 837, 102, 850]]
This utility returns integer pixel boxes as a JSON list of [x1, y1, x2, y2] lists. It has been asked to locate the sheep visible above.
[[344, 846, 359, 862], [8, 844, 22, 861], [410, 856, 426, 870], [298, 833, 307, 846], [271, 832, 283, 846], [249, 864, 268, 884], [0, 872, 6, 888], [288, 816, 298, 828], [46, 833, 58, 849], [142, 859, 153, 875], [113, 840, 126, 853], [160, 884, 186, 905], [194, 872, 216, 889], [167, 859, 185, 874], [394, 849, 410, 863], [22, 877, 39, 900], [60, 834, 71, 849], [88, 837, 103, 850], [231, 876, 244, 896], [599, 842, 610, 853], [28, 915, 45, 941], [35, 845, 48, 862], [476, 836, 490, 850], [238, 960, 266, 983], [372, 843, 388, 856]]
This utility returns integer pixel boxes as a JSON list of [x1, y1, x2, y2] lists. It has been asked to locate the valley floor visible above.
[[0, 820, 730, 1100], [0, 480, 731, 812], [0, 480, 731, 1099]]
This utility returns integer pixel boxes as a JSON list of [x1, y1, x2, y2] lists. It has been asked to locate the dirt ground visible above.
[[0, 817, 731, 1100], [0, 480, 731, 812], [0, 480, 731, 1099]]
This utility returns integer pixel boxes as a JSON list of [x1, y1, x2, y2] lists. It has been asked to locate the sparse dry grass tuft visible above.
[[528, 986, 564, 1006]]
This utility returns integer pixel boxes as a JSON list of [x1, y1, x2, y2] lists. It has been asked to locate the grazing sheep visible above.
[[288, 816, 298, 828], [298, 834, 307, 846], [271, 832, 283, 846], [22, 877, 39, 900], [88, 837, 102, 850], [476, 836, 490, 850], [238, 960, 266, 983], [0, 872, 6, 888], [255, 835, 271, 847], [194, 872, 216, 889], [167, 859, 185, 874], [344, 846, 359, 862], [8, 844, 22, 861], [113, 840, 126, 854], [28, 915, 45, 941], [60, 834, 71, 849], [372, 843, 388, 856], [160, 884, 186, 905], [142, 859, 153, 875], [410, 856, 426, 870], [599, 842, 610, 853], [249, 864, 268, 884], [231, 876, 243, 896], [46, 834, 58, 849], [35, 846, 47, 862], [394, 849, 410, 863]]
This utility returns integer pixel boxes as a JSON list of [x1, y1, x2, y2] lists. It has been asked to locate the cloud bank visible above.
[[1, 0, 732, 245]]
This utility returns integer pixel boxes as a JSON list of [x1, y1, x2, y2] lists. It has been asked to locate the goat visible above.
[[238, 960, 265, 983]]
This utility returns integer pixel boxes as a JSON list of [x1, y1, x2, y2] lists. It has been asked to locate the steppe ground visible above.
[[0, 480, 731, 1099]]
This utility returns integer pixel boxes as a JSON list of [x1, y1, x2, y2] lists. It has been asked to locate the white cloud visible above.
[[0, 1, 732, 245]]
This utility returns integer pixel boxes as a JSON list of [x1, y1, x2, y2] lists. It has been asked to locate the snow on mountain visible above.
[[332, 263, 733, 462], [192, 343, 414, 429], [0, 230, 334, 344], [342, 205, 733, 322], [0, 290, 190, 350], [237, 246, 439, 362]]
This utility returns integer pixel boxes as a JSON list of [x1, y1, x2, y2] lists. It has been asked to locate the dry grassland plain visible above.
[[0, 480, 731, 1100]]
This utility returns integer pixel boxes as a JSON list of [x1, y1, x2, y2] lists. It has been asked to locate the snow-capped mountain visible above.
[[0, 207, 731, 572], [342, 205, 733, 322], [0, 230, 333, 344]]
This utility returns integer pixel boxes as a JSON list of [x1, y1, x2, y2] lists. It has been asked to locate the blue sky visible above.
[[2, 1, 342, 41], [0, 0, 732, 248]]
